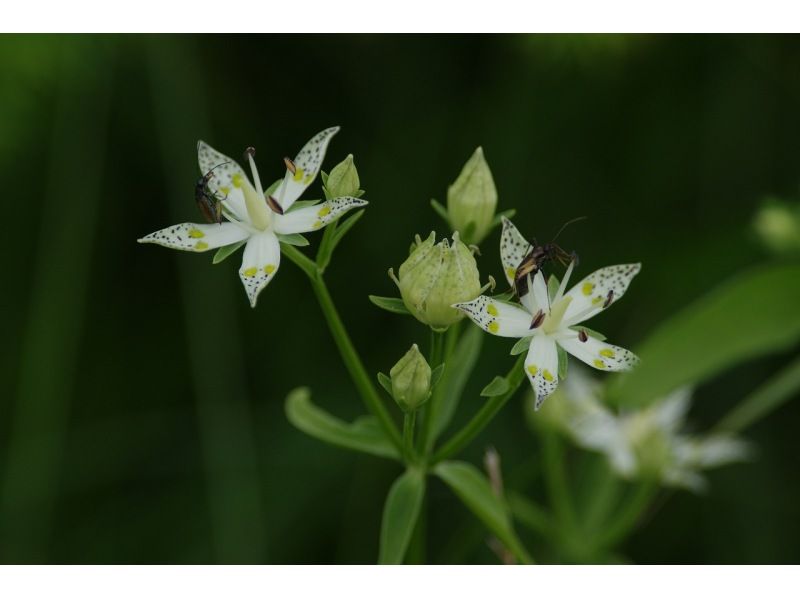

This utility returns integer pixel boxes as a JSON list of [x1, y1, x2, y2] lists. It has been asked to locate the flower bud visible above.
[[447, 147, 497, 245], [390, 344, 432, 412], [391, 232, 484, 330], [325, 154, 361, 198]]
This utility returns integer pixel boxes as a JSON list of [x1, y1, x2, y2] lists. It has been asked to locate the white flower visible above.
[[453, 217, 640, 409], [555, 367, 752, 492], [138, 127, 367, 307]]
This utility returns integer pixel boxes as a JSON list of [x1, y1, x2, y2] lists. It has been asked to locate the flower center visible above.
[[542, 295, 572, 334], [240, 147, 271, 231]]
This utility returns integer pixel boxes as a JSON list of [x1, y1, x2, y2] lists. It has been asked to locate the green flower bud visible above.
[[325, 154, 361, 198], [390, 344, 432, 412], [447, 147, 497, 245], [391, 232, 486, 330]]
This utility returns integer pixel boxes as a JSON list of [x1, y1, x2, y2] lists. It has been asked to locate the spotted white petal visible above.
[[239, 231, 280, 307], [499, 216, 532, 287], [452, 295, 533, 338], [557, 333, 639, 372], [272, 127, 339, 211], [273, 197, 367, 235], [525, 334, 559, 409], [529, 271, 549, 315], [562, 263, 641, 325], [197, 141, 250, 222], [138, 222, 249, 252]]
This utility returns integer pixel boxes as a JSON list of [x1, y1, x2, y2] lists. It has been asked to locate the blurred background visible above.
[[0, 34, 799, 564]]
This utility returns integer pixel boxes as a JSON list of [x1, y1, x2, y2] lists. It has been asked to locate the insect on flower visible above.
[[512, 217, 585, 298], [194, 161, 231, 224]]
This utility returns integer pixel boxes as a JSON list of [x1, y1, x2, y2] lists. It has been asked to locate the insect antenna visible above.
[[551, 215, 588, 244]]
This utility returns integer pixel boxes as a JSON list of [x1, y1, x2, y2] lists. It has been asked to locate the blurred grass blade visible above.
[[715, 355, 800, 434], [610, 263, 800, 407], [147, 36, 266, 563], [431, 325, 484, 439], [285, 388, 400, 460], [0, 37, 114, 561], [507, 492, 552, 538], [434, 461, 533, 564], [378, 469, 426, 564]]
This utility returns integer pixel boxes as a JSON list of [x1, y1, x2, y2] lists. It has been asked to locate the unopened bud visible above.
[[390, 344, 432, 412], [447, 147, 497, 245], [325, 154, 361, 198]]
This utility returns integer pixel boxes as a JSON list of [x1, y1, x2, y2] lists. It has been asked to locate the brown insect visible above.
[[512, 217, 586, 299], [195, 161, 230, 224]]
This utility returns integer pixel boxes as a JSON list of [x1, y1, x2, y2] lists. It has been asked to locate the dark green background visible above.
[[1, 34, 798, 563]]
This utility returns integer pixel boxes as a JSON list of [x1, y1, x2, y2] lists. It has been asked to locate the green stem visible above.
[[422, 321, 462, 454], [594, 480, 657, 550], [282, 245, 403, 451], [541, 429, 578, 536], [403, 412, 417, 463], [715, 355, 800, 434], [417, 329, 447, 455], [430, 355, 526, 465]]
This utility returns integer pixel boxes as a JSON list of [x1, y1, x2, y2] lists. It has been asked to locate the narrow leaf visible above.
[[430, 363, 446, 389], [430, 199, 449, 224], [276, 233, 310, 247], [434, 461, 533, 564], [378, 470, 426, 564], [510, 336, 532, 356], [377, 372, 394, 397], [285, 387, 400, 460], [557, 344, 569, 380], [212, 240, 246, 264], [369, 295, 411, 315], [320, 170, 329, 186], [610, 263, 800, 407], [264, 178, 283, 197], [431, 325, 484, 438], [480, 375, 510, 397]]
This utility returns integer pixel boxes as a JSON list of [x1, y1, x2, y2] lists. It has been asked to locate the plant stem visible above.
[[430, 355, 526, 465], [403, 412, 417, 463], [282, 245, 403, 451], [715, 355, 800, 434], [541, 429, 578, 536], [417, 329, 447, 456], [594, 480, 657, 550]]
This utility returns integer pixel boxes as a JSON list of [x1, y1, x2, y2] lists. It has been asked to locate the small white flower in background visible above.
[[551, 367, 752, 492], [453, 217, 640, 409], [138, 127, 367, 307]]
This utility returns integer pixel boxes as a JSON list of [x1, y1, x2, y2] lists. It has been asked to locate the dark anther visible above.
[[284, 157, 297, 174], [530, 309, 545, 329], [578, 329, 588, 343], [266, 195, 284, 215], [603, 290, 615, 309], [244, 146, 256, 158]]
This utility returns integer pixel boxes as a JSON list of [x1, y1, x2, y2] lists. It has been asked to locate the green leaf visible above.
[[320, 170, 329, 186], [557, 344, 569, 380], [490, 208, 517, 229], [480, 375, 510, 397], [285, 387, 400, 460], [430, 199, 449, 224], [434, 461, 533, 564], [377, 371, 393, 397], [331, 209, 365, 248], [264, 178, 283, 197], [569, 325, 607, 341], [378, 469, 426, 565], [369, 295, 411, 315], [610, 263, 800, 407], [276, 233, 310, 247], [212, 240, 246, 264], [431, 324, 484, 438], [430, 363, 446, 389], [286, 199, 322, 213], [510, 336, 532, 356]]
